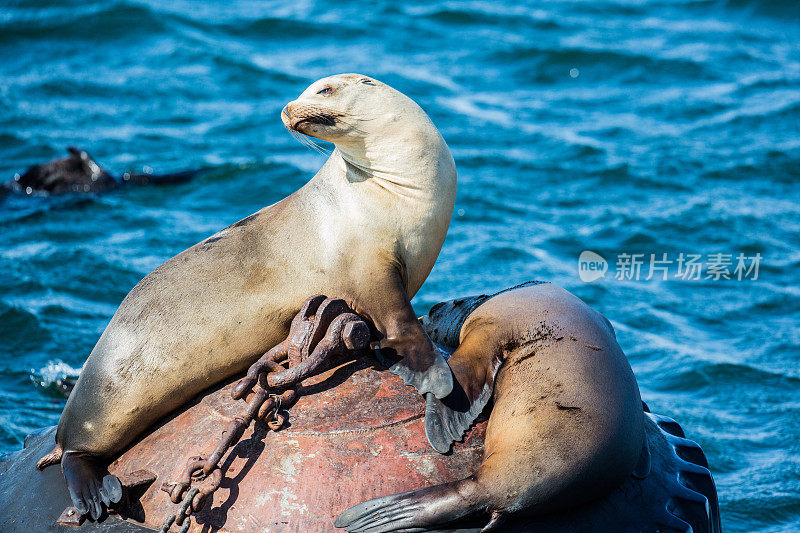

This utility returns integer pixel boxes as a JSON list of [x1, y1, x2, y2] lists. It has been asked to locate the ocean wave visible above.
[[30, 359, 81, 399], [655, 361, 800, 393], [0, 3, 167, 42], [404, 3, 563, 31], [688, 91, 800, 132], [488, 44, 714, 85], [0, 304, 51, 354], [215, 15, 366, 41], [1, 1, 799, 530], [722, 0, 800, 19]]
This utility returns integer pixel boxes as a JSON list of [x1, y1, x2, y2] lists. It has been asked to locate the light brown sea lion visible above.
[[36, 73, 457, 519], [336, 281, 646, 532]]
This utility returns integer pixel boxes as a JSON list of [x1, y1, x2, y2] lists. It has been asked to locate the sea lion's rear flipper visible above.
[[61, 452, 122, 520], [335, 479, 487, 533], [66, 146, 87, 161], [67, 147, 105, 178]]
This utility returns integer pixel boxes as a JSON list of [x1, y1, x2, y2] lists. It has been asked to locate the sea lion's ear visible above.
[[67, 147, 91, 163]]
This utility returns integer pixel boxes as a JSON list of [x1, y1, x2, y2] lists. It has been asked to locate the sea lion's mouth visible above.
[[292, 113, 338, 130], [282, 103, 341, 134]]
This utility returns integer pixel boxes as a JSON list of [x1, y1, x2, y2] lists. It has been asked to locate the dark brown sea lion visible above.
[[337, 281, 647, 532], [6, 146, 197, 195], [36, 73, 456, 520]]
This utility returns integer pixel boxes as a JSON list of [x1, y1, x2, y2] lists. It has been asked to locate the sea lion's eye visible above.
[[317, 87, 332, 95], [361, 79, 376, 86]]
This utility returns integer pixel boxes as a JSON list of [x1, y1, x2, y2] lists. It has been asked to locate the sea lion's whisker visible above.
[[289, 129, 331, 156], [306, 137, 332, 156], [302, 134, 331, 156], [337, 111, 375, 120]]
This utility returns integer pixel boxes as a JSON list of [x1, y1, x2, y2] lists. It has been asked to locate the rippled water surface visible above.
[[1, 1, 799, 531]]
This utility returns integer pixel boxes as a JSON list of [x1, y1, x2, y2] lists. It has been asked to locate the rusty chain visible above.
[[159, 296, 371, 532]]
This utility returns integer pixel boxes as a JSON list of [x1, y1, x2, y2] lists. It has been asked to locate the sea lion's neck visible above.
[[322, 128, 456, 297], [334, 125, 454, 199], [340, 151, 419, 197]]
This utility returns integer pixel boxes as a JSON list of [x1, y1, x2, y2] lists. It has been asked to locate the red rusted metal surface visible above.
[[108, 356, 487, 532], [154, 296, 415, 532]]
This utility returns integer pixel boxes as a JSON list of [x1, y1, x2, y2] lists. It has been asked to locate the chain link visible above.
[[159, 380, 294, 532], [157, 296, 371, 532]]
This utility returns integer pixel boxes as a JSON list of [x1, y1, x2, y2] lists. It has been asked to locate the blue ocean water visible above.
[[1, 0, 799, 530]]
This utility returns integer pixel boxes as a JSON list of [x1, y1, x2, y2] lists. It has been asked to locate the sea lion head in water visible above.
[[14, 147, 116, 195], [8, 147, 198, 196], [37, 74, 456, 519]]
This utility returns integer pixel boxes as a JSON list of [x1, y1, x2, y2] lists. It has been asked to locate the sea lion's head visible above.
[[282, 73, 432, 150], [283, 73, 456, 300], [15, 147, 115, 195]]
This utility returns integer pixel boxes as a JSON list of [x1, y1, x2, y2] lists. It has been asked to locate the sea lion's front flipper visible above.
[[370, 274, 454, 400], [376, 336, 453, 400], [424, 338, 502, 453], [425, 387, 490, 454]]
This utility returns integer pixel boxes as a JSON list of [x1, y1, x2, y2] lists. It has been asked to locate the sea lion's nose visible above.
[[281, 104, 293, 129]]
